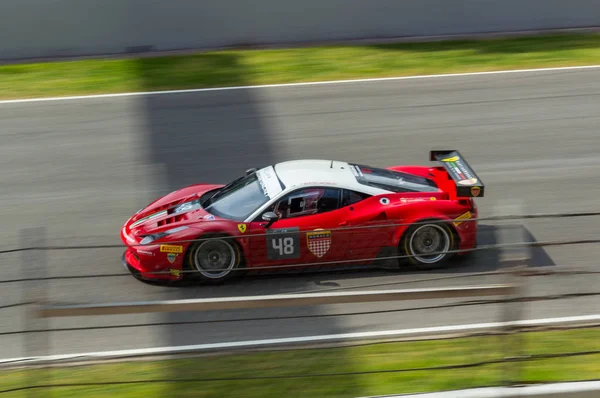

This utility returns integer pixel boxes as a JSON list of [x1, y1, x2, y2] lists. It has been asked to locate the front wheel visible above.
[[400, 221, 455, 270], [186, 236, 243, 283]]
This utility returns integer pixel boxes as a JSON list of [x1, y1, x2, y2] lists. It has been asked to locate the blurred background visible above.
[[1, 1, 600, 397]]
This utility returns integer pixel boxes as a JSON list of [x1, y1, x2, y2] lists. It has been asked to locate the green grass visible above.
[[2, 328, 599, 397], [1, 33, 600, 100]]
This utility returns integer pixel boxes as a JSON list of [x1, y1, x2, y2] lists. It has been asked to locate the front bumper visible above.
[[121, 249, 182, 282]]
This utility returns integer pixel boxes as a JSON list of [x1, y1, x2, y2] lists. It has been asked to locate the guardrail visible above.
[[37, 285, 515, 317], [15, 277, 600, 397]]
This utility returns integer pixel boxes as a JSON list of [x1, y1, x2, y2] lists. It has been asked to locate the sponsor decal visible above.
[[238, 224, 247, 233], [202, 214, 215, 221], [453, 211, 472, 226], [167, 253, 177, 264], [169, 268, 181, 277], [441, 156, 460, 162], [159, 244, 183, 253], [256, 166, 283, 199], [307, 230, 332, 258], [440, 154, 478, 186], [458, 178, 478, 186], [471, 186, 481, 197], [380, 197, 390, 205], [137, 250, 154, 256], [400, 197, 436, 203], [302, 181, 337, 186]]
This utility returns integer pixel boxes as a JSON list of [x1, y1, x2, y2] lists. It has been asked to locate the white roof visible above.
[[272, 159, 388, 195]]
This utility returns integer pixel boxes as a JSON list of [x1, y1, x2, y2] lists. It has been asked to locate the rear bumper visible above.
[[456, 220, 477, 253]]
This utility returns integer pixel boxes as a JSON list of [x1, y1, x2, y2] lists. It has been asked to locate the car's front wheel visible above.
[[400, 221, 455, 270], [186, 235, 242, 283]]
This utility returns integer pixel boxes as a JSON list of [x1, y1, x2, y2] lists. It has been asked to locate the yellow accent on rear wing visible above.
[[430, 150, 485, 198]]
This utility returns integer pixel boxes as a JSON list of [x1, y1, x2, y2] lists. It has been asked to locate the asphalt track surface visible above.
[[2, 68, 600, 362]]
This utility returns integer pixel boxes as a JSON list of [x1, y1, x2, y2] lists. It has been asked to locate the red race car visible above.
[[120, 150, 484, 284]]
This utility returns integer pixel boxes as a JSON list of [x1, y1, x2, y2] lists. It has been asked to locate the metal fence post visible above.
[[20, 227, 49, 397], [495, 201, 530, 389]]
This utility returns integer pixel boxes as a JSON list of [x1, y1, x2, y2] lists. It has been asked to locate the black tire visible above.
[[399, 220, 456, 270], [185, 235, 244, 284]]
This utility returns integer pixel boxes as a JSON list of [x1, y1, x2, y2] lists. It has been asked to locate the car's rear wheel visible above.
[[186, 235, 242, 283], [400, 221, 455, 270]]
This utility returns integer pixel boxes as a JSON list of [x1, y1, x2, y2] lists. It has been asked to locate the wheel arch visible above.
[[182, 231, 246, 272], [395, 216, 460, 266], [394, 216, 460, 250]]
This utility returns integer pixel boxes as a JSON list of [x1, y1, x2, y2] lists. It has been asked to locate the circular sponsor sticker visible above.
[[458, 178, 478, 185]]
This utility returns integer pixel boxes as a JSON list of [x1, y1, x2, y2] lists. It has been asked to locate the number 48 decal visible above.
[[272, 237, 295, 255], [266, 228, 300, 260]]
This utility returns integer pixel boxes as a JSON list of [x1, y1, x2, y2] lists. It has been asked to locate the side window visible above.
[[341, 189, 371, 207], [268, 188, 341, 219]]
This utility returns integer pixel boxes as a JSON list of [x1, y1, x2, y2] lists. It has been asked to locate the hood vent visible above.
[[157, 214, 186, 227]]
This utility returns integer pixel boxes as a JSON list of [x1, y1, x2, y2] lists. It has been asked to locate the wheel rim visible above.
[[191, 239, 236, 279], [408, 224, 450, 264]]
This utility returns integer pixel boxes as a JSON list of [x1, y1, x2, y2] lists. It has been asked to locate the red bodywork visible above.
[[120, 164, 479, 282]]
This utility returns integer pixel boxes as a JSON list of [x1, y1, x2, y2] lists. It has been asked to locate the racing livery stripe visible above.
[[130, 210, 168, 227]]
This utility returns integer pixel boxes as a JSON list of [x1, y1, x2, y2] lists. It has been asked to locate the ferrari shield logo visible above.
[[238, 224, 247, 233], [307, 230, 331, 258], [471, 186, 481, 197]]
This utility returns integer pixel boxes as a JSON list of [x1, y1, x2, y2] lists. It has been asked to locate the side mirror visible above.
[[261, 211, 279, 228]]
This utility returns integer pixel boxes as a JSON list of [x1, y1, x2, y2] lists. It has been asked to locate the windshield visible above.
[[204, 166, 283, 220]]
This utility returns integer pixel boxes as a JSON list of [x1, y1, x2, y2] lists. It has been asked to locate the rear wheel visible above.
[[186, 235, 243, 283], [400, 221, 455, 270]]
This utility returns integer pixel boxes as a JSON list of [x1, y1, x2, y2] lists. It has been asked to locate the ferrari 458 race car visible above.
[[120, 150, 484, 284]]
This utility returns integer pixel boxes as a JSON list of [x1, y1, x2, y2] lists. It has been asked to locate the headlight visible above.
[[139, 226, 189, 245]]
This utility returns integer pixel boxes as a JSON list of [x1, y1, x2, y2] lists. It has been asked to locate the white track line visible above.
[[2, 313, 598, 366], [1, 64, 600, 105], [360, 381, 600, 398]]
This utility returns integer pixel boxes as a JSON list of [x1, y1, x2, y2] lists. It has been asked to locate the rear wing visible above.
[[429, 150, 484, 198]]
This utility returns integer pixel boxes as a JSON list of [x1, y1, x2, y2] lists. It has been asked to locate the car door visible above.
[[341, 189, 398, 263], [244, 187, 352, 270]]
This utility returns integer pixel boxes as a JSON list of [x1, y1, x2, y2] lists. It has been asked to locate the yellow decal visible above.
[[471, 186, 481, 197], [441, 156, 459, 162], [430, 197, 436, 200], [159, 244, 183, 253], [169, 268, 181, 277], [453, 211, 472, 226], [238, 224, 247, 233]]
